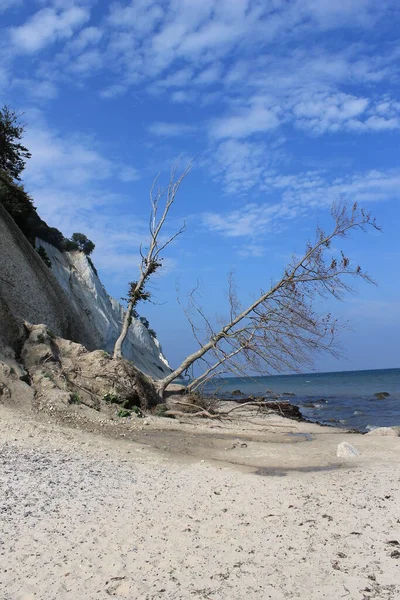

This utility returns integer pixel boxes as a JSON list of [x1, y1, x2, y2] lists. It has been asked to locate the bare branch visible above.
[[156, 202, 380, 395], [113, 163, 191, 359]]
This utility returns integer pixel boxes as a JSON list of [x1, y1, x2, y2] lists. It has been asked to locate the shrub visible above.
[[69, 392, 81, 405], [37, 246, 52, 268], [103, 392, 122, 404], [117, 409, 131, 418], [87, 256, 98, 276]]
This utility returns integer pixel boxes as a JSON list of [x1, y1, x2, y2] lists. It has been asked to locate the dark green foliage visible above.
[[69, 392, 81, 405], [70, 232, 95, 255], [103, 392, 122, 404], [103, 392, 143, 415], [0, 174, 67, 250], [37, 246, 52, 268], [61, 239, 79, 252], [0, 105, 31, 180], [131, 405, 143, 417], [0, 106, 95, 258], [36, 334, 46, 344], [117, 409, 131, 418], [139, 316, 150, 329], [87, 256, 98, 276], [139, 316, 157, 338]]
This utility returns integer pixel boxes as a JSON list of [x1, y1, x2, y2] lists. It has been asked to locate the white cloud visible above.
[[237, 243, 266, 258], [0, 0, 21, 12], [203, 168, 400, 238], [292, 93, 369, 133], [10, 6, 90, 53], [66, 26, 103, 53], [11, 77, 58, 101], [211, 103, 280, 140], [69, 49, 103, 75], [23, 113, 139, 195], [148, 122, 198, 137]]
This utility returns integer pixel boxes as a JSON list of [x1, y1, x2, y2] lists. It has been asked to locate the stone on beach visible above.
[[366, 427, 400, 437], [336, 441, 361, 458]]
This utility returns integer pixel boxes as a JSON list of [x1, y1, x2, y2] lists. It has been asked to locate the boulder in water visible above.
[[373, 392, 390, 400], [231, 389, 243, 396], [366, 427, 400, 437], [337, 441, 360, 458]]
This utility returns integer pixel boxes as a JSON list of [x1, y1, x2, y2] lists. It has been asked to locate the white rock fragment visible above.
[[336, 441, 360, 458], [366, 427, 400, 437]]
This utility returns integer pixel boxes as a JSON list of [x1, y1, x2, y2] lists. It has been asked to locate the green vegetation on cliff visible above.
[[0, 105, 95, 256]]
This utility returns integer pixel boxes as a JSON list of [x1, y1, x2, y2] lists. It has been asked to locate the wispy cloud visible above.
[[0, 0, 21, 13], [203, 168, 400, 240], [148, 122, 198, 137], [210, 102, 280, 140], [10, 6, 90, 53]]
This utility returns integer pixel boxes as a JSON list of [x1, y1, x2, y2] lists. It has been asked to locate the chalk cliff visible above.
[[0, 203, 171, 380]]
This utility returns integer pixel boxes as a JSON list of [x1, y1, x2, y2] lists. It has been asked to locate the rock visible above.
[[262, 401, 304, 421], [231, 389, 243, 396], [337, 442, 360, 458], [164, 383, 186, 397], [303, 402, 316, 408], [366, 427, 400, 437], [373, 392, 390, 400], [282, 392, 296, 397]]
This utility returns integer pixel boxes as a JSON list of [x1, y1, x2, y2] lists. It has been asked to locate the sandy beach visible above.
[[1, 402, 399, 600]]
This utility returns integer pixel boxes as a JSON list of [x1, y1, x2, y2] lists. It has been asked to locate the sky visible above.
[[1, 0, 399, 374]]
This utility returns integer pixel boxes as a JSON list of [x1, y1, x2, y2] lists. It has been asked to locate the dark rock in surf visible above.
[[373, 392, 390, 400]]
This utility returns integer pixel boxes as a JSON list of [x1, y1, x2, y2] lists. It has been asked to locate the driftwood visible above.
[[164, 399, 302, 426]]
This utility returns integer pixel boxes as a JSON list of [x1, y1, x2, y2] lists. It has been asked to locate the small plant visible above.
[[130, 405, 143, 418], [36, 246, 52, 268], [36, 333, 46, 344], [117, 409, 131, 418], [43, 372, 53, 380], [69, 392, 81, 405], [47, 329, 56, 339], [153, 404, 168, 417], [103, 392, 122, 404]]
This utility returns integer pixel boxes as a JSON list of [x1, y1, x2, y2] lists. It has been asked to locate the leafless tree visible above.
[[155, 202, 380, 397], [113, 162, 191, 359]]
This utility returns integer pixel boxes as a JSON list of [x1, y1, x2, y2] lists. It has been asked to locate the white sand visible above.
[[1, 404, 399, 600]]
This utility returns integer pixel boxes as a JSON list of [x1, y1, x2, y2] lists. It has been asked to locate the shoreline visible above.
[[1, 401, 399, 599]]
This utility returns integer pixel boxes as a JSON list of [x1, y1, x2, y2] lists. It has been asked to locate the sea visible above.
[[203, 368, 400, 433]]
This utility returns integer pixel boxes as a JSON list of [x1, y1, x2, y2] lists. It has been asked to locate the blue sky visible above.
[[1, 0, 399, 373]]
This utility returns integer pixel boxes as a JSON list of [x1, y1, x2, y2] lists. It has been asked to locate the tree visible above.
[[0, 105, 31, 181], [152, 202, 379, 398], [113, 163, 191, 359], [70, 232, 95, 255]]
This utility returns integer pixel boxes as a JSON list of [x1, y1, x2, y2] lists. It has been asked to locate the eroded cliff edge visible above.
[[0, 203, 171, 380]]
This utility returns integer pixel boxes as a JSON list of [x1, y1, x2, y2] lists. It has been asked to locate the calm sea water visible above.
[[203, 368, 400, 432]]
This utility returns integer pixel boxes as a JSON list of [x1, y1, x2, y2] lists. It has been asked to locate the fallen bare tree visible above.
[[154, 202, 379, 398], [112, 165, 379, 408]]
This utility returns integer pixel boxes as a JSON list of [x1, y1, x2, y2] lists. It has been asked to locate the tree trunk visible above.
[[113, 300, 134, 359]]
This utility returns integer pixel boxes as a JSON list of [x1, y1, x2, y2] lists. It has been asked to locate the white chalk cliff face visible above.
[[37, 241, 171, 380]]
